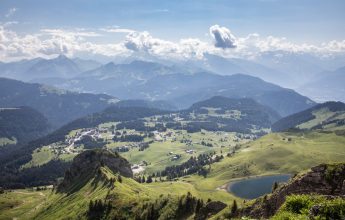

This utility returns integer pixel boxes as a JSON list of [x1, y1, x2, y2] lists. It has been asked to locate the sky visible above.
[[1, 0, 345, 61]]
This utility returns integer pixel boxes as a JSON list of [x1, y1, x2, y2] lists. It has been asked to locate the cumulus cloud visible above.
[[0, 26, 128, 61], [0, 24, 345, 62], [209, 25, 237, 49], [124, 31, 158, 51], [123, 31, 213, 59]]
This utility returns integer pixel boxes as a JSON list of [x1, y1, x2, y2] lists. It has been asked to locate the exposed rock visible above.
[[57, 149, 133, 192], [195, 201, 227, 220], [237, 163, 345, 218]]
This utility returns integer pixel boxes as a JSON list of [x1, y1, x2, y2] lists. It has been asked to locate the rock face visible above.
[[238, 163, 345, 218], [58, 149, 133, 192]]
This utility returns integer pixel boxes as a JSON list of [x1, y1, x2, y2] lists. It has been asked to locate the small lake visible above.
[[227, 174, 291, 199]]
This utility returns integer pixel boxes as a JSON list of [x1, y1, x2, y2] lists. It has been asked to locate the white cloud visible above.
[[100, 27, 135, 33], [5, 8, 17, 18], [0, 24, 344, 62], [209, 25, 237, 49], [123, 31, 214, 60]]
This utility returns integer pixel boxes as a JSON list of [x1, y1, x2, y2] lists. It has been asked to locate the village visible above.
[[40, 117, 255, 175]]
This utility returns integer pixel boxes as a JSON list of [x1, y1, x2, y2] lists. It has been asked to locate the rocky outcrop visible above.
[[238, 163, 345, 218], [57, 149, 133, 192]]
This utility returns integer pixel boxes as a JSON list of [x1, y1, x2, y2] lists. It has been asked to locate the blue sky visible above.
[[0, 0, 344, 61], [1, 0, 345, 43]]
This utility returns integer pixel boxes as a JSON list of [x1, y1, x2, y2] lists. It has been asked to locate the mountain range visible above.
[[1, 52, 344, 104], [25, 60, 314, 116], [297, 66, 345, 103], [0, 77, 118, 128]]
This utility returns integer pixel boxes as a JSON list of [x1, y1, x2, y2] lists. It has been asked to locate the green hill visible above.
[[0, 107, 50, 146], [272, 101, 345, 132], [11, 149, 225, 220], [189, 96, 281, 125]]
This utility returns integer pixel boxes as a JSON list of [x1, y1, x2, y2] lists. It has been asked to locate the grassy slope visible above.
[[167, 130, 345, 203], [298, 107, 338, 129], [1, 130, 344, 219], [22, 146, 55, 168], [272, 194, 345, 219], [0, 189, 50, 220], [33, 166, 214, 220]]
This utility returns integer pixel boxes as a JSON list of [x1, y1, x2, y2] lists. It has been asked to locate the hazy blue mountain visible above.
[[188, 96, 281, 124], [41, 60, 315, 117], [0, 77, 119, 127], [0, 55, 102, 83], [25, 55, 81, 81], [253, 51, 325, 87], [0, 58, 43, 80], [137, 72, 315, 117], [115, 99, 177, 110], [72, 57, 102, 72], [194, 53, 294, 87], [47, 60, 187, 93], [297, 66, 345, 102]]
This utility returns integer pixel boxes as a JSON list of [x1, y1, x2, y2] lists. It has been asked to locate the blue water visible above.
[[227, 174, 291, 199]]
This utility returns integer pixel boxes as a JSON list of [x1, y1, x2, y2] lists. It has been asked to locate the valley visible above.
[[0, 83, 344, 220], [0, 11, 344, 218], [0, 128, 344, 220]]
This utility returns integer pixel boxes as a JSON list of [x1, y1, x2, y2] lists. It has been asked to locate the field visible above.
[[120, 129, 249, 173], [0, 137, 17, 147], [23, 120, 252, 173], [174, 130, 345, 203]]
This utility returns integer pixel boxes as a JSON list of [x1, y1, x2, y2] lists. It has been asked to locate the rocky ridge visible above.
[[57, 149, 133, 192]]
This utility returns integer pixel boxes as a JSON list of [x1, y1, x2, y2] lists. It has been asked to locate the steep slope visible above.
[[57, 149, 133, 193], [272, 101, 345, 132], [298, 66, 345, 102], [33, 149, 220, 220], [0, 77, 118, 127], [0, 107, 50, 145]]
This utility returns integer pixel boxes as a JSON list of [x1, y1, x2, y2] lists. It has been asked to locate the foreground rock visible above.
[[57, 149, 133, 192], [236, 163, 345, 218]]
